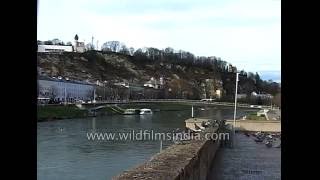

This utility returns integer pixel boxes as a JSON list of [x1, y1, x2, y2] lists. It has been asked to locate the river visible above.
[[37, 104, 255, 180]]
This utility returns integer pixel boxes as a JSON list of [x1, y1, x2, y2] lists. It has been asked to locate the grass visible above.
[[37, 102, 193, 121], [246, 112, 267, 121], [37, 105, 88, 121]]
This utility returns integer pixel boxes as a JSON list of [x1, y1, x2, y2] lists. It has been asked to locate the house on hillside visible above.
[[251, 91, 273, 99], [144, 77, 162, 89], [37, 45, 73, 53], [38, 34, 86, 53]]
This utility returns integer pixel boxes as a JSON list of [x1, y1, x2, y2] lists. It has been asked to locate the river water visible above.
[[37, 105, 255, 180]]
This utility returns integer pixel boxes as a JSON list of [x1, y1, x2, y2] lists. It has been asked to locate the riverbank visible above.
[[37, 102, 193, 122], [37, 105, 88, 121]]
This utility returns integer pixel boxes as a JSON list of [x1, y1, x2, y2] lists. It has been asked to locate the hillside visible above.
[[37, 50, 280, 103]]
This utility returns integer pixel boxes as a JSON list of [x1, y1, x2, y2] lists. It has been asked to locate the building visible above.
[[37, 34, 86, 53], [73, 34, 86, 53], [114, 82, 129, 88], [251, 91, 273, 99], [144, 77, 161, 89], [37, 45, 73, 53], [38, 77, 95, 102], [215, 89, 222, 99], [73, 41, 85, 53]]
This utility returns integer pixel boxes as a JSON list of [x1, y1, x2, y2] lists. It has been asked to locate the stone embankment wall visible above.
[[113, 129, 221, 180]]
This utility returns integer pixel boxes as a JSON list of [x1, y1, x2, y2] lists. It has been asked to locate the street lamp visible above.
[[232, 72, 239, 148]]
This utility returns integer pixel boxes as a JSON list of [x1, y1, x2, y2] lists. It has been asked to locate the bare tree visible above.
[[119, 44, 130, 55], [86, 43, 95, 51], [273, 93, 281, 108], [129, 47, 135, 56], [101, 41, 121, 52]]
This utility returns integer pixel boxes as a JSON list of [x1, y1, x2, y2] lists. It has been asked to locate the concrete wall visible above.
[[114, 132, 221, 180], [226, 120, 281, 132]]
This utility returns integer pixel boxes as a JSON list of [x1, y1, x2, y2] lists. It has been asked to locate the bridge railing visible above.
[[39, 99, 272, 109]]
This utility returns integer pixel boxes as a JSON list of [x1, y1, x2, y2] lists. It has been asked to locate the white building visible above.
[[215, 89, 222, 99], [251, 91, 273, 99], [73, 34, 86, 53], [144, 77, 160, 89], [38, 78, 95, 102], [73, 41, 86, 53], [114, 82, 129, 88], [38, 45, 73, 53]]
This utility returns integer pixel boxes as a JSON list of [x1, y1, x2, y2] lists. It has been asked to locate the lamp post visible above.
[[232, 72, 239, 148], [64, 82, 67, 105]]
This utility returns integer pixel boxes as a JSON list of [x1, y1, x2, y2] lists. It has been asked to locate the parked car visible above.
[[76, 100, 85, 104]]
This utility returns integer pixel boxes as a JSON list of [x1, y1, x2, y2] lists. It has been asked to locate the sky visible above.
[[37, 0, 281, 82]]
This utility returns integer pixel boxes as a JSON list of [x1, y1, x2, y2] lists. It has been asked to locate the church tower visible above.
[[74, 34, 79, 52]]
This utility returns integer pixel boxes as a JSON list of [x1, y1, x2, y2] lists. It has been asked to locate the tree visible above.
[[52, 38, 62, 45], [239, 70, 246, 76], [101, 41, 121, 52], [129, 47, 135, 56], [255, 72, 261, 84], [133, 48, 148, 61], [75, 34, 79, 40], [119, 44, 130, 55], [247, 72, 255, 81], [44, 40, 53, 45], [86, 43, 94, 51], [273, 93, 281, 108], [146, 47, 161, 61], [66, 42, 72, 46]]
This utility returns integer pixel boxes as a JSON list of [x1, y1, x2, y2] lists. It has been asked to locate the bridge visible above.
[[81, 99, 273, 110]]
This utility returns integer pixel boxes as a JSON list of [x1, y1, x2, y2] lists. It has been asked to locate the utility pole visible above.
[[232, 72, 239, 148], [96, 40, 99, 51], [64, 82, 67, 105], [104, 83, 106, 101], [160, 140, 163, 153], [91, 36, 94, 50], [192, 106, 194, 118], [64, 87, 67, 105]]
